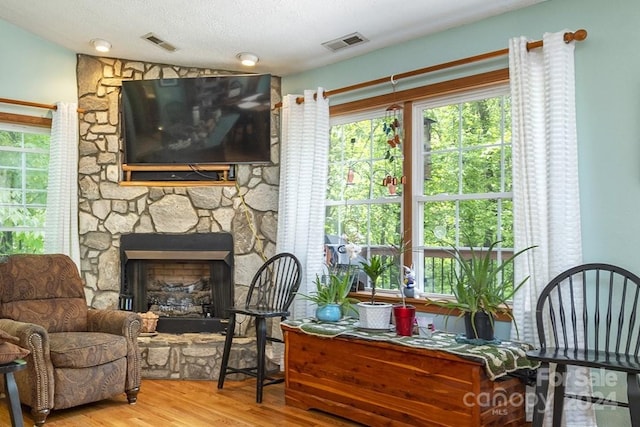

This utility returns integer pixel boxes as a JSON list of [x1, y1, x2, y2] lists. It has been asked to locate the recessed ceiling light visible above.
[[237, 52, 258, 67], [91, 38, 112, 53]]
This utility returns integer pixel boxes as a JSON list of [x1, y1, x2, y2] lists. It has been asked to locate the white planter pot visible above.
[[357, 302, 393, 329]]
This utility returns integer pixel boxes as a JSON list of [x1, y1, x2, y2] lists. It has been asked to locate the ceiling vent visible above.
[[322, 32, 369, 52], [141, 32, 177, 52]]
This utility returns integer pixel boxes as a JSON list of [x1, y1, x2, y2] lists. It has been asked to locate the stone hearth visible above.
[[138, 333, 257, 380]]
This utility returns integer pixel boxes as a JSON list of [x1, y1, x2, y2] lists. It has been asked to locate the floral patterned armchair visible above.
[[0, 254, 141, 426]]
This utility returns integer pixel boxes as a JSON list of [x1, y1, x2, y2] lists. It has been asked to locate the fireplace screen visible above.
[[119, 233, 234, 333]]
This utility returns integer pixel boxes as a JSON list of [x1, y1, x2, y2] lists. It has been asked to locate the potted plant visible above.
[[358, 254, 395, 329], [302, 272, 359, 322], [357, 243, 407, 329], [426, 239, 535, 341]]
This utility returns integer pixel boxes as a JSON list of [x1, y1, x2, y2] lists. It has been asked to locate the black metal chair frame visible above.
[[527, 263, 640, 427], [217, 252, 302, 403]]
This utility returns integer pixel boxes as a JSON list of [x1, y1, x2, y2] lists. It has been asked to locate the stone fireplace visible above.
[[75, 54, 281, 322], [74, 55, 281, 380], [120, 233, 233, 333]]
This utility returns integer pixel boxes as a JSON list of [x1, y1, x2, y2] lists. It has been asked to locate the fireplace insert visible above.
[[119, 233, 234, 333]]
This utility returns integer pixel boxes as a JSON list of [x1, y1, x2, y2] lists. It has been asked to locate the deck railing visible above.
[[352, 246, 515, 295]]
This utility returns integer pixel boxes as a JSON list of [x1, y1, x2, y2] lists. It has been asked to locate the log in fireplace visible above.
[[119, 233, 233, 333]]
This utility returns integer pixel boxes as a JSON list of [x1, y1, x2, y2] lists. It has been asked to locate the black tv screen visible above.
[[121, 74, 271, 165]]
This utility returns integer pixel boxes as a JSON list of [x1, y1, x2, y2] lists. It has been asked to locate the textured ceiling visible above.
[[0, 0, 544, 76]]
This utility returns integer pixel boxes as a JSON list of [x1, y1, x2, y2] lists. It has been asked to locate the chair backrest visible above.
[[536, 263, 640, 356], [244, 253, 302, 313], [0, 253, 88, 332]]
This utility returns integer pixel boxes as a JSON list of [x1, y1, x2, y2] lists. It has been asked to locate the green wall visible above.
[[284, 0, 640, 275], [0, 19, 77, 117]]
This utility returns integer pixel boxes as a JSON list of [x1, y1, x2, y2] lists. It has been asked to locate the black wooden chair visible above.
[[217, 252, 302, 403], [527, 263, 640, 427]]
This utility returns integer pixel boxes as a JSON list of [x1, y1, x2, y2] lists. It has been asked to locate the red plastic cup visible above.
[[393, 305, 416, 336]]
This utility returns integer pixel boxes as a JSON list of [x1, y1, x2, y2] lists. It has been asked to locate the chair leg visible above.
[[31, 408, 49, 427], [126, 387, 140, 404], [551, 364, 567, 427], [217, 312, 236, 390], [532, 363, 550, 427], [628, 373, 640, 427], [255, 316, 267, 403]]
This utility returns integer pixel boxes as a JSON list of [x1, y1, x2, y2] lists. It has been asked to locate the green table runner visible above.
[[282, 317, 540, 381]]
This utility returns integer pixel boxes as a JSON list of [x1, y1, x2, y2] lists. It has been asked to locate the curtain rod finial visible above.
[[565, 29, 588, 44], [574, 29, 588, 41]]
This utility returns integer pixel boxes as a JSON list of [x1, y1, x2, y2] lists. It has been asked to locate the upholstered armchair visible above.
[[0, 254, 141, 426]]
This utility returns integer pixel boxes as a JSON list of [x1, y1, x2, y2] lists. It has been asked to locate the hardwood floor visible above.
[[0, 379, 363, 426]]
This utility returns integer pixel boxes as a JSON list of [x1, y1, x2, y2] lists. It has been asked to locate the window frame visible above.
[[328, 68, 512, 305], [327, 109, 405, 290], [0, 119, 51, 255], [411, 84, 513, 296]]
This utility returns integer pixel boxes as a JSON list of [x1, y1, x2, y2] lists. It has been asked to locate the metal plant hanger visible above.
[[384, 75, 403, 150], [382, 75, 405, 195]]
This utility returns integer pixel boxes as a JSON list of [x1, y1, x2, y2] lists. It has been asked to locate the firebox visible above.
[[119, 233, 233, 333]]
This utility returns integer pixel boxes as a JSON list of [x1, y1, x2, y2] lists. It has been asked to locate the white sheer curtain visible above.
[[44, 102, 80, 268], [265, 89, 328, 370], [510, 32, 595, 426], [277, 89, 330, 319]]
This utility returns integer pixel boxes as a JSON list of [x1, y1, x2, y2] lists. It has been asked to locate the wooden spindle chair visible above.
[[527, 263, 640, 426], [217, 252, 302, 403]]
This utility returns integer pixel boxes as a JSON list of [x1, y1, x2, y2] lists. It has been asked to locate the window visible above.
[[0, 124, 50, 255], [326, 111, 404, 290], [325, 81, 513, 297], [413, 86, 513, 295]]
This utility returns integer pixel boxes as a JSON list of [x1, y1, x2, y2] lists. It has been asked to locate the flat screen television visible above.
[[121, 74, 272, 168]]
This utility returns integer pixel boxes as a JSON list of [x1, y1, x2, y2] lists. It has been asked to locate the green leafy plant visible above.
[[359, 255, 393, 305], [359, 240, 409, 305], [426, 239, 536, 338], [301, 272, 359, 315]]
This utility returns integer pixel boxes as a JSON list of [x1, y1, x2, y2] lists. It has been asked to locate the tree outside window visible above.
[[326, 112, 404, 290], [415, 86, 513, 295], [325, 84, 513, 297], [0, 126, 50, 255]]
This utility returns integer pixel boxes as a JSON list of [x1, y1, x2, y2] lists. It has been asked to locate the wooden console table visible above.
[[282, 320, 534, 427]]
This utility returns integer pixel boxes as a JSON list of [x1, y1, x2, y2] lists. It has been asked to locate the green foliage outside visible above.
[[326, 113, 404, 289], [422, 96, 513, 247], [0, 129, 49, 255], [326, 93, 513, 295]]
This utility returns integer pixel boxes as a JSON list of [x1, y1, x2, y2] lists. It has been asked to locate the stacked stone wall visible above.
[[76, 54, 281, 337]]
